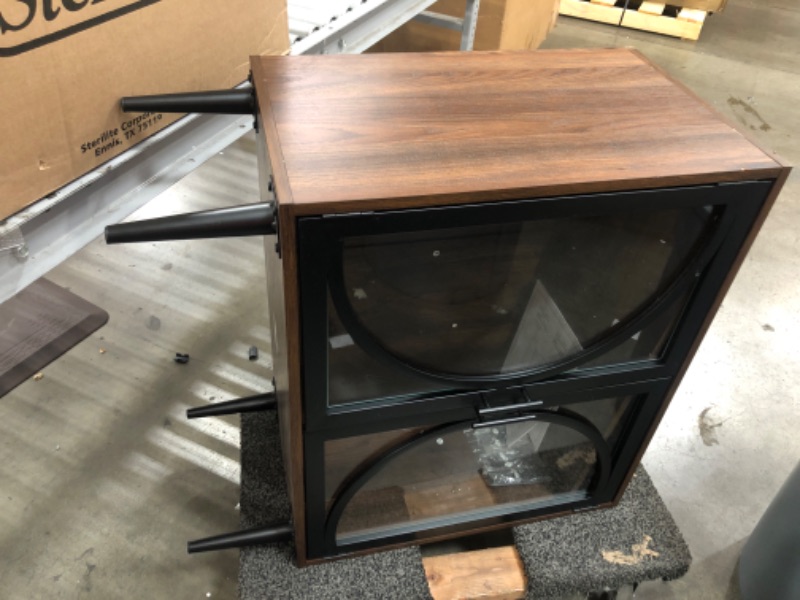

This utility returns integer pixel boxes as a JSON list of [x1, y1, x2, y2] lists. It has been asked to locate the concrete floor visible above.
[[1, 1, 798, 598], [542, 2, 800, 598]]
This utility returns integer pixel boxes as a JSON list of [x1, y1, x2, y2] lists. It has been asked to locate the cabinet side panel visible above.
[[258, 127, 308, 565]]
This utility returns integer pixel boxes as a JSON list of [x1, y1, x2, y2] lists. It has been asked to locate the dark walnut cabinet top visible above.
[[251, 48, 783, 216]]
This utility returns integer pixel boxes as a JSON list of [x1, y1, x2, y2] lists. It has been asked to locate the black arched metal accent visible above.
[[327, 207, 733, 388], [323, 407, 612, 553]]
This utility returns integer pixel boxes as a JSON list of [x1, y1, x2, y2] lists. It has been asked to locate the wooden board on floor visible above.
[[423, 546, 528, 600]]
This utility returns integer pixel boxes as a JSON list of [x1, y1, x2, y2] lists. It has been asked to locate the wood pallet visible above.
[[559, 0, 708, 40]]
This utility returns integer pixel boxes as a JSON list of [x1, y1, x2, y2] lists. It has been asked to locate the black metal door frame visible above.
[[304, 378, 674, 558], [296, 180, 773, 559]]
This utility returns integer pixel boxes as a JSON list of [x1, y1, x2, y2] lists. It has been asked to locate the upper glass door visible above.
[[328, 204, 715, 392]]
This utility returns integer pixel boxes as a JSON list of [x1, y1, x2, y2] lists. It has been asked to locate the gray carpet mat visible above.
[[240, 411, 690, 599], [239, 411, 431, 599], [513, 468, 692, 599], [0, 278, 108, 398]]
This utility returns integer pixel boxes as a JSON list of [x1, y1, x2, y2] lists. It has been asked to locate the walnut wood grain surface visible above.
[[251, 48, 781, 216], [257, 121, 308, 564]]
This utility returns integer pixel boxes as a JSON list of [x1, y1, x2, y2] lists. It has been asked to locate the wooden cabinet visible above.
[[252, 48, 788, 564]]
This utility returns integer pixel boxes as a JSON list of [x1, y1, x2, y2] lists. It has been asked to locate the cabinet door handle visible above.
[[472, 414, 539, 429], [477, 399, 544, 418]]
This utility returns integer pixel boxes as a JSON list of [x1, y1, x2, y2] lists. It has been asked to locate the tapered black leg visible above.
[[187, 522, 293, 553], [187, 392, 276, 419]]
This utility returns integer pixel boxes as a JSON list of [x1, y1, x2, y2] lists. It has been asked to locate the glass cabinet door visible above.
[[325, 204, 715, 404], [323, 395, 635, 548]]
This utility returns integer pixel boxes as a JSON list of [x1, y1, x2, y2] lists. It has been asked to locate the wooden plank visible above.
[[678, 7, 708, 23], [638, 2, 666, 16], [559, 0, 624, 25], [621, 4, 704, 40], [590, 0, 618, 6], [667, 0, 725, 11], [423, 546, 527, 600]]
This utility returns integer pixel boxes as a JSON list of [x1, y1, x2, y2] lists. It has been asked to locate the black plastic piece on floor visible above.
[[173, 353, 190, 364], [188, 522, 293, 554], [187, 392, 276, 419], [105, 202, 276, 245], [248, 346, 259, 361], [120, 88, 254, 115]]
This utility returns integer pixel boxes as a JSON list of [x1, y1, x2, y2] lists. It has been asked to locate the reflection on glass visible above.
[[334, 207, 711, 385], [577, 287, 692, 371], [324, 427, 420, 505], [327, 396, 634, 544], [327, 295, 451, 406]]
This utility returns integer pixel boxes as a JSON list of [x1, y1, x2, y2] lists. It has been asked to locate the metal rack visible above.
[[289, 0, 479, 54], [0, 0, 479, 305]]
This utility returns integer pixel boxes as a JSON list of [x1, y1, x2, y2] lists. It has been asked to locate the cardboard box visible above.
[[370, 0, 560, 53], [0, 0, 288, 221]]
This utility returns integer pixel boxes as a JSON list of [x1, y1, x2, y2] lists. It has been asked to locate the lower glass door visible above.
[[321, 394, 635, 550]]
